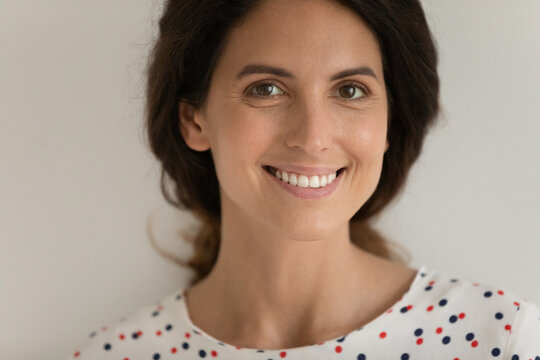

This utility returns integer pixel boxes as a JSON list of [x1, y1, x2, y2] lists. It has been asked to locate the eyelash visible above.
[[245, 80, 370, 101]]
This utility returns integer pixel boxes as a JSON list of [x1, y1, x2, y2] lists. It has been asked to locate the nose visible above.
[[284, 98, 334, 155]]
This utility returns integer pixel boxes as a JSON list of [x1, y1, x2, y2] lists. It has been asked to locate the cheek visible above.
[[208, 109, 272, 183], [348, 118, 388, 162]]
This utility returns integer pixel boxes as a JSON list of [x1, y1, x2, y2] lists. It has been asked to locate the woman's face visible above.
[[182, 0, 388, 240]]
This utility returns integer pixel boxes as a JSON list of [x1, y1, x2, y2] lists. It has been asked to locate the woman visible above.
[[64, 0, 540, 358]]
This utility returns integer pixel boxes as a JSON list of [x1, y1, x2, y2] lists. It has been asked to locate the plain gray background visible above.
[[1, 1, 539, 358]]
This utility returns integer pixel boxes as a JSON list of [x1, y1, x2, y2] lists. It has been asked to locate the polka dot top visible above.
[[63, 265, 540, 359]]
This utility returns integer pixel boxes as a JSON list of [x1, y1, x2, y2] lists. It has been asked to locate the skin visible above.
[[179, 0, 418, 350]]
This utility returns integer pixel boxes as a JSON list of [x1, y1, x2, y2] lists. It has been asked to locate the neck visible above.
[[185, 198, 403, 349]]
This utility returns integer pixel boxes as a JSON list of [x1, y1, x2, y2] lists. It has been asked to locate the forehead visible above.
[[214, 0, 383, 81]]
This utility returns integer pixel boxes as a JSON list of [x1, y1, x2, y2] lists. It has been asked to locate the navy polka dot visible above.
[[449, 315, 458, 323], [103, 343, 111, 350], [425, 286, 433, 291], [199, 349, 207, 358], [401, 354, 410, 360], [495, 312, 503, 319], [182, 342, 189, 350], [442, 336, 451, 344], [491, 348, 501, 356], [511, 355, 519, 360], [153, 353, 160, 360], [165, 324, 173, 331], [484, 291, 493, 298], [132, 332, 139, 339], [337, 336, 346, 342], [439, 299, 448, 306], [357, 354, 366, 360], [465, 332, 474, 341], [152, 311, 159, 317], [414, 328, 423, 336]]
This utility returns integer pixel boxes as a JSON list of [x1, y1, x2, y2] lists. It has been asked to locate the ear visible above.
[[179, 100, 211, 151]]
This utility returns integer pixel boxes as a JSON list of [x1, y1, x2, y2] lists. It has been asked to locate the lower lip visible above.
[[263, 167, 344, 200]]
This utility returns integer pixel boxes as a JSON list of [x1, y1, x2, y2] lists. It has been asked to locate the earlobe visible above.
[[178, 101, 211, 151]]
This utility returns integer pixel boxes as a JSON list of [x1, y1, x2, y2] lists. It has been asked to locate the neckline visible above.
[[177, 264, 429, 353]]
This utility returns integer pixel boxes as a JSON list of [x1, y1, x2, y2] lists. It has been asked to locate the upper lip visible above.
[[264, 164, 344, 176]]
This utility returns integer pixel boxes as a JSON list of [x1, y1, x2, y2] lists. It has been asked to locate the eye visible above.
[[334, 82, 369, 100], [247, 81, 285, 98]]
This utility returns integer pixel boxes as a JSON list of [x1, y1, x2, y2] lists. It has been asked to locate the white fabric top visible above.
[[63, 265, 540, 359]]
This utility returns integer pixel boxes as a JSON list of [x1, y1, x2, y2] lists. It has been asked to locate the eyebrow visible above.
[[236, 64, 379, 82]]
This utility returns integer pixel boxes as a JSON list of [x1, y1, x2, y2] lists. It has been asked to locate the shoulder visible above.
[[503, 298, 540, 359], [412, 267, 540, 358], [62, 287, 189, 360]]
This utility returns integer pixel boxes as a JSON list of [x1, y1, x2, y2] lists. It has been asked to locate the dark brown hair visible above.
[[144, 0, 440, 286]]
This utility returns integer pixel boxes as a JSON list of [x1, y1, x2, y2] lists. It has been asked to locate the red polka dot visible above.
[[429, 280, 435, 285], [514, 301, 520, 307], [119, 334, 125, 340], [335, 346, 342, 353], [137, 330, 143, 336], [454, 358, 460, 360], [124, 358, 130, 360], [74, 351, 80, 358], [436, 327, 443, 334], [280, 351, 287, 358], [473, 283, 479, 286], [471, 340, 478, 348], [497, 290, 504, 295], [406, 305, 413, 311], [505, 324, 512, 331], [157, 305, 164, 310], [387, 309, 393, 314], [235, 346, 242, 350], [156, 330, 162, 336], [379, 331, 387, 339], [458, 312, 466, 319], [427, 305, 434, 312], [185, 332, 191, 338], [416, 338, 423, 345], [211, 350, 218, 357], [171, 347, 177, 354], [101, 326, 108, 331]]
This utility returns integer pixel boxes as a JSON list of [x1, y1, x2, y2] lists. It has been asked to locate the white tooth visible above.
[[288, 173, 297, 186], [297, 175, 309, 187], [309, 175, 320, 188], [271, 168, 338, 188]]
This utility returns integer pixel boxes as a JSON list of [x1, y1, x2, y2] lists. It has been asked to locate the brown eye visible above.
[[248, 82, 285, 98], [255, 84, 275, 96], [338, 85, 365, 99]]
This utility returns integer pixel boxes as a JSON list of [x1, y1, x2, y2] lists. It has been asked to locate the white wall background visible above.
[[1, 1, 538, 358]]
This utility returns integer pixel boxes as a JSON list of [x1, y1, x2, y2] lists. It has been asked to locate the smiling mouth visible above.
[[262, 166, 345, 177]]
